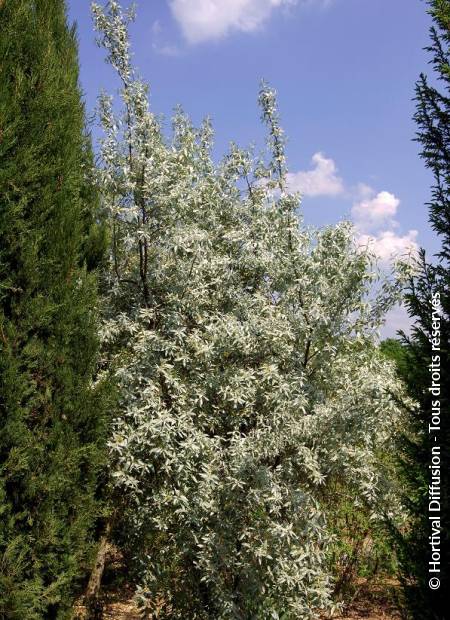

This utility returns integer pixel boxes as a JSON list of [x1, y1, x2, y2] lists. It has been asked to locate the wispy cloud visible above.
[[380, 302, 414, 338], [151, 19, 181, 56], [286, 152, 344, 197], [169, 0, 301, 44]]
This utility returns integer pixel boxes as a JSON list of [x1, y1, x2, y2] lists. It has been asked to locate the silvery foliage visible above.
[[92, 2, 408, 618]]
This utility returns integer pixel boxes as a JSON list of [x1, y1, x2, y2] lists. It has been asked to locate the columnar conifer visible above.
[[396, 2, 450, 617], [0, 2, 107, 617]]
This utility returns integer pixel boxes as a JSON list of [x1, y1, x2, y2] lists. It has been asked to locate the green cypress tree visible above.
[[397, 1, 450, 617], [0, 1, 108, 618]]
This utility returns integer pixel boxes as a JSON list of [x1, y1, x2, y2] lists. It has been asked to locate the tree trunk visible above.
[[84, 521, 112, 619]]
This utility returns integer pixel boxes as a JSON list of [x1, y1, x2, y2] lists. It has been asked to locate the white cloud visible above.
[[358, 229, 418, 262], [351, 186, 418, 264], [352, 190, 400, 230], [169, 0, 297, 44], [286, 152, 344, 197]]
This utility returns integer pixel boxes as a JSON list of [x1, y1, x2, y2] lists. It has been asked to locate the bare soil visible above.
[[73, 584, 140, 620], [98, 586, 140, 620], [75, 576, 402, 619], [331, 578, 403, 620]]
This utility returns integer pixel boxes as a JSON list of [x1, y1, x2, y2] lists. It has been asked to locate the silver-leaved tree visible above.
[[92, 2, 409, 618]]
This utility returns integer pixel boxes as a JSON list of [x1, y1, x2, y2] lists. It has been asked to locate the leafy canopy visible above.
[[93, 2, 410, 618]]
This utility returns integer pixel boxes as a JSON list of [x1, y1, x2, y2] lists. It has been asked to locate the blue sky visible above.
[[68, 0, 437, 335]]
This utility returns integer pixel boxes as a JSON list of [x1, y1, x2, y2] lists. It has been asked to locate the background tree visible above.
[[380, 338, 410, 380], [395, 1, 450, 617], [0, 1, 108, 618], [93, 3, 410, 618]]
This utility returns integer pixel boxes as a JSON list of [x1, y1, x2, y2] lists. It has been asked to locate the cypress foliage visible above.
[[0, 1, 108, 618], [397, 1, 450, 617]]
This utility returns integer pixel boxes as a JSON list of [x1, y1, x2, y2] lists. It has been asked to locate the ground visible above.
[[75, 577, 403, 619], [332, 578, 403, 620], [74, 546, 403, 620]]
